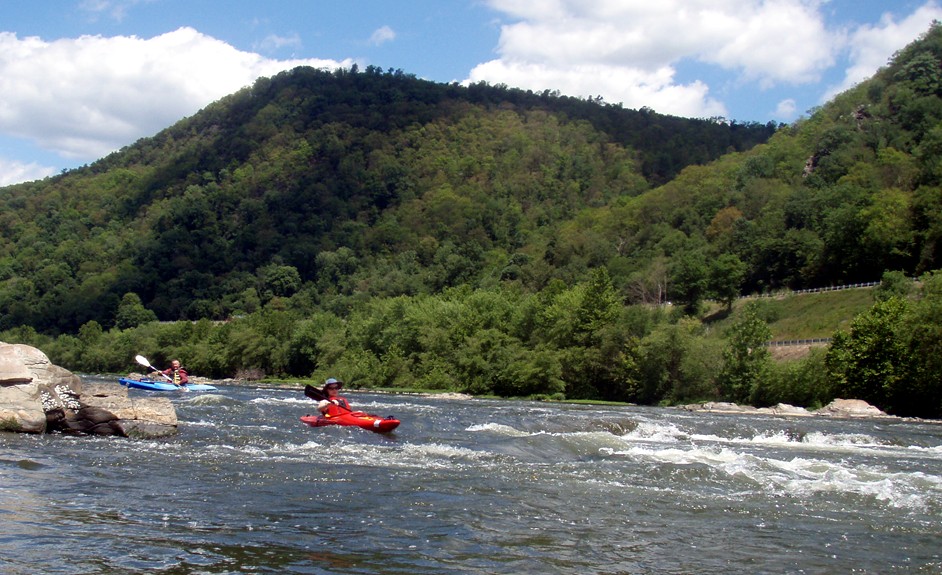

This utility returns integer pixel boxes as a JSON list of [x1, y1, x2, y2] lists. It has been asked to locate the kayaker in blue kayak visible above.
[[316, 378, 350, 417], [158, 359, 190, 387]]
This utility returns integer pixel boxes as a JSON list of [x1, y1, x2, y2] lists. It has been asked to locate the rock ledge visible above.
[[679, 398, 892, 419], [1, 342, 177, 437]]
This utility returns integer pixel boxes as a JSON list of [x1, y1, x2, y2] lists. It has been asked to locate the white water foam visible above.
[[249, 396, 310, 406], [613, 419, 940, 462], [466, 422, 531, 436], [272, 440, 324, 453], [181, 419, 217, 427], [402, 442, 491, 462], [598, 427, 942, 511], [623, 420, 690, 443], [764, 457, 942, 510], [353, 400, 437, 413]]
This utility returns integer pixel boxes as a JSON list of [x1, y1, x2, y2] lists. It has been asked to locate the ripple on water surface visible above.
[[2, 384, 940, 574]]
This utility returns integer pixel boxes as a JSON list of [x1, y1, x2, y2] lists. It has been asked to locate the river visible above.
[[1, 380, 941, 574]]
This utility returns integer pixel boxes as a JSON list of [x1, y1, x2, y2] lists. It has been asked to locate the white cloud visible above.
[[774, 98, 797, 120], [700, 1, 837, 87], [472, 0, 844, 117], [470, 58, 728, 118], [370, 25, 396, 46], [824, 2, 942, 101], [256, 33, 303, 53], [0, 27, 351, 164], [474, 1, 942, 119], [0, 158, 56, 187]]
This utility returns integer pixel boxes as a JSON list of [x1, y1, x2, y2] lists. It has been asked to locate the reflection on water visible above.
[[1, 381, 941, 574]]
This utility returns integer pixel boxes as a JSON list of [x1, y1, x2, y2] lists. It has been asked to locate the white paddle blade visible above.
[[135, 354, 174, 382]]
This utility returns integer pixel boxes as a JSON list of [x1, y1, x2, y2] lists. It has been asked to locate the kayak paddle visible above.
[[304, 384, 354, 414], [304, 384, 327, 401]]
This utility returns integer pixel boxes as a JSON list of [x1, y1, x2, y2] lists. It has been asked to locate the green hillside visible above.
[[761, 288, 876, 341], [555, 22, 942, 302], [700, 286, 876, 344], [0, 66, 774, 334], [2, 26, 942, 417]]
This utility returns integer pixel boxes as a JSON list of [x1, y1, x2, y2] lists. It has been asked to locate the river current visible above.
[[1, 380, 941, 574]]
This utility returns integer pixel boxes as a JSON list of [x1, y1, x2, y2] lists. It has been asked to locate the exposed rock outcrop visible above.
[[0, 342, 177, 437], [814, 398, 889, 418]]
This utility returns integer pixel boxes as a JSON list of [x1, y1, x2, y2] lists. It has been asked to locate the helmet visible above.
[[324, 377, 343, 390]]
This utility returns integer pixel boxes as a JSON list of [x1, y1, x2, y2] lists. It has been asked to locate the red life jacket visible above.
[[324, 396, 350, 417]]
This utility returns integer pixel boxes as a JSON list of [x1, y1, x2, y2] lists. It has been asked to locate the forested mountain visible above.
[[3, 24, 942, 417], [0, 63, 774, 333], [551, 23, 942, 304]]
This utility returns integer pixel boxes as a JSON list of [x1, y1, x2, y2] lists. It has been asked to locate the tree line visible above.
[[3, 269, 939, 418]]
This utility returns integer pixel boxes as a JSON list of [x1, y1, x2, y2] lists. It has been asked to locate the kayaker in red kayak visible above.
[[301, 380, 400, 432], [316, 378, 349, 417]]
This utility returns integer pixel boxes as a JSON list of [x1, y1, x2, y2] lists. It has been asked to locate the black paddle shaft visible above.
[[304, 384, 354, 414]]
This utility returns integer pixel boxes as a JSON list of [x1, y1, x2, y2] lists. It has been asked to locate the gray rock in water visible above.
[[0, 342, 178, 437], [678, 398, 891, 420], [814, 398, 889, 418]]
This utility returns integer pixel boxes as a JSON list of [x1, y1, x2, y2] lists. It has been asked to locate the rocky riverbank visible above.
[[0, 342, 178, 437]]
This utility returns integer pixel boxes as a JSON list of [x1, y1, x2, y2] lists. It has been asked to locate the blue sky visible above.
[[1, 0, 940, 186]]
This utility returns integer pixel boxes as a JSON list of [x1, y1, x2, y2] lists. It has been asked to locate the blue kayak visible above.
[[118, 377, 218, 392]]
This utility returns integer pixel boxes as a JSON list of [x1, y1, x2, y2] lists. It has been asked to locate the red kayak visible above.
[[300, 411, 400, 433]]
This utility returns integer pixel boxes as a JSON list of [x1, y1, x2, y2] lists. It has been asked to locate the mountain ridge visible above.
[[2, 23, 942, 335], [1, 65, 775, 332]]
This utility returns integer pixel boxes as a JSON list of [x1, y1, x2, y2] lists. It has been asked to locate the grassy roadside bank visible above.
[[702, 286, 876, 361]]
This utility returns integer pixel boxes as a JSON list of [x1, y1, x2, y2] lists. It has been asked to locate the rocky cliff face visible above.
[[0, 342, 177, 438]]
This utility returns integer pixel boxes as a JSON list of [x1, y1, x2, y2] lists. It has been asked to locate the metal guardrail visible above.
[[744, 281, 880, 299], [791, 281, 879, 294], [765, 338, 831, 347]]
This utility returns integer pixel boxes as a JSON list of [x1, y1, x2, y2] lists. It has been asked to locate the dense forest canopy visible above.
[[0, 64, 775, 333], [3, 24, 942, 417]]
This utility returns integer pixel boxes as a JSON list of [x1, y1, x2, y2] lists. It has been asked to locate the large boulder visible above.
[[814, 398, 889, 418], [0, 343, 58, 432], [75, 381, 178, 437], [0, 342, 177, 437]]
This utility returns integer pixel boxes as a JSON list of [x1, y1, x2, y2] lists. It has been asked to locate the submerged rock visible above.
[[679, 401, 757, 414], [0, 342, 177, 437]]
